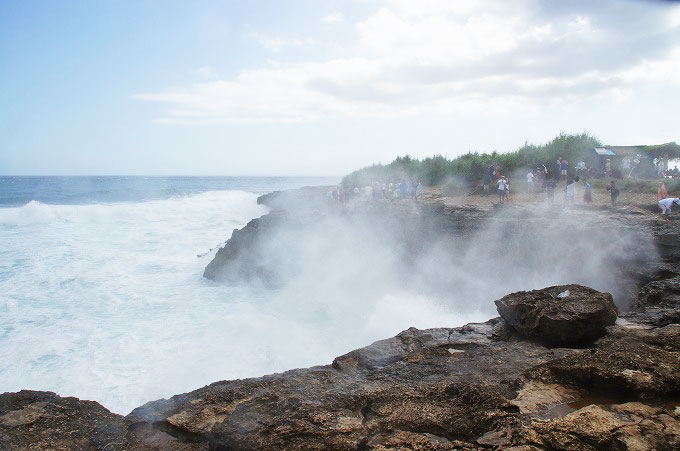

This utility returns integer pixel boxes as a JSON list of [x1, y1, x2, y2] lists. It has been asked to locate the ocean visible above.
[[0, 176, 477, 414]]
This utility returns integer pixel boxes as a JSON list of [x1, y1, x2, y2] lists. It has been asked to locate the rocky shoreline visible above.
[[2, 188, 679, 450]]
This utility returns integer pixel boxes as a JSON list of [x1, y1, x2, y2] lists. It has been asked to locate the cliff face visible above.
[[2, 189, 680, 450], [204, 188, 666, 310]]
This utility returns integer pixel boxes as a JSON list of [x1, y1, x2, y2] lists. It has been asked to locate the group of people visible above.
[[369, 180, 424, 201], [483, 163, 513, 203], [483, 157, 617, 208], [330, 180, 424, 206]]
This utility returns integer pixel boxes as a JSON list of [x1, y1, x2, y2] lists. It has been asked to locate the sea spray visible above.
[[0, 187, 479, 414]]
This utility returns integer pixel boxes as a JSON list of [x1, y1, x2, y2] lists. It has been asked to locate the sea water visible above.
[[0, 176, 481, 414]]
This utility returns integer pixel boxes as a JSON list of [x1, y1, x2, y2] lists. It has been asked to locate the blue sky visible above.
[[1, 0, 679, 175]]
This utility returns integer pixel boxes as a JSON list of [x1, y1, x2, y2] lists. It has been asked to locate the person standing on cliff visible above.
[[399, 181, 408, 199], [560, 159, 569, 181], [658, 181, 669, 203], [606, 180, 620, 206], [414, 181, 424, 201], [484, 163, 495, 195], [526, 170, 535, 193], [497, 176, 508, 203], [583, 178, 592, 204], [546, 178, 556, 205]]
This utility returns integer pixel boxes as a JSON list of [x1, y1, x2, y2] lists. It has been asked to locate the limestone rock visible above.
[[528, 402, 680, 450], [495, 284, 618, 347]]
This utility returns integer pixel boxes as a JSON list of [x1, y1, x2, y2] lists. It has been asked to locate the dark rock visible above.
[[203, 211, 291, 287], [638, 276, 680, 307], [620, 306, 680, 327], [121, 322, 553, 450], [525, 324, 680, 398], [617, 276, 680, 327], [256, 186, 330, 211], [495, 284, 618, 347], [0, 390, 127, 450]]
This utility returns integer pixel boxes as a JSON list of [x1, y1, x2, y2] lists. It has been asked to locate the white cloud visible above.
[[136, 1, 680, 124], [193, 66, 217, 79], [250, 33, 317, 52], [668, 6, 680, 29], [321, 11, 343, 24], [618, 47, 680, 84]]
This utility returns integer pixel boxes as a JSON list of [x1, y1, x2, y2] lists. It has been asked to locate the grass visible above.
[[590, 178, 680, 195]]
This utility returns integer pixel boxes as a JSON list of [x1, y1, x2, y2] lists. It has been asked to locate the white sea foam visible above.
[[0, 191, 479, 414]]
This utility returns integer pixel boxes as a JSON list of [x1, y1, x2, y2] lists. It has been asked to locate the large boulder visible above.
[[494, 284, 617, 347]]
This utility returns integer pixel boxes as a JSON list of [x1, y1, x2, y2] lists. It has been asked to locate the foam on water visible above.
[[0, 190, 480, 414]]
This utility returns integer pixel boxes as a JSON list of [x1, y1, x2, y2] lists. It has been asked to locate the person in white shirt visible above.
[[526, 171, 535, 192], [497, 176, 507, 203], [658, 197, 680, 217]]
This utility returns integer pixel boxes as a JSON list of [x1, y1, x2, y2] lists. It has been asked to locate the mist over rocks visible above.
[[204, 186, 661, 312], [3, 187, 680, 449]]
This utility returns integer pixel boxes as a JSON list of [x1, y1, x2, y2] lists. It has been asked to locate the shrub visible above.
[[342, 132, 601, 189]]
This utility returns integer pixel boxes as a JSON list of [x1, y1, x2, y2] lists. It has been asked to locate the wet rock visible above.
[[495, 284, 618, 347], [0, 390, 127, 450], [638, 276, 680, 307], [203, 211, 291, 287], [625, 276, 680, 326], [511, 381, 580, 418], [3, 306, 679, 449], [121, 321, 556, 450], [525, 324, 680, 398]]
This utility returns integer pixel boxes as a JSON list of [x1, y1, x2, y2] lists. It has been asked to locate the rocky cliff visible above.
[[2, 189, 679, 450]]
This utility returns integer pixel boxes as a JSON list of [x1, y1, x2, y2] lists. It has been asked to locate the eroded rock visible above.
[[495, 284, 618, 347], [525, 324, 680, 398], [528, 402, 680, 450]]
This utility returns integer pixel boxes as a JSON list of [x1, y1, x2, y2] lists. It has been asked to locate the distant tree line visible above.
[[342, 133, 602, 188]]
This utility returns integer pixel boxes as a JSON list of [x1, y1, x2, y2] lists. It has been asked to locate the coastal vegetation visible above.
[[343, 133, 601, 187], [342, 133, 680, 193]]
